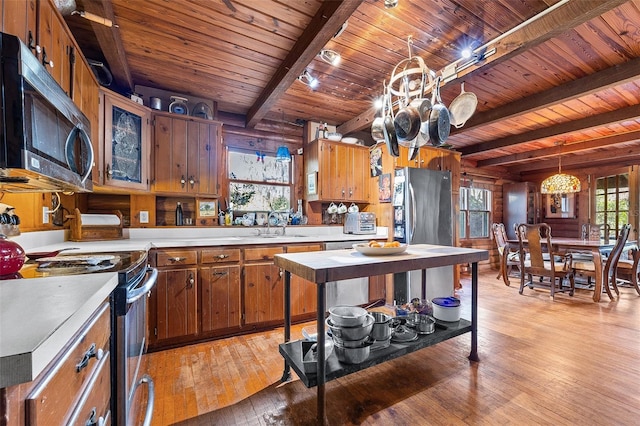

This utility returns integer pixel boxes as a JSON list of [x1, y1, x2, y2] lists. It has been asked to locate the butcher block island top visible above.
[[274, 244, 488, 284]]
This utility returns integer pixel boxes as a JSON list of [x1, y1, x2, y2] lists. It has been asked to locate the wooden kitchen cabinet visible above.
[[152, 112, 221, 196], [503, 182, 541, 240], [200, 248, 242, 333], [286, 244, 322, 317], [153, 267, 199, 342], [0, 0, 37, 56], [97, 89, 151, 191], [243, 246, 284, 325], [150, 249, 199, 346], [305, 139, 370, 203]]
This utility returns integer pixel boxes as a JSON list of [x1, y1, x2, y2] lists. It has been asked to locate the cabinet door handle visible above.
[[76, 343, 103, 372], [41, 47, 54, 68], [84, 407, 105, 426], [106, 164, 113, 179], [180, 175, 186, 188], [187, 273, 195, 288], [169, 256, 186, 262], [28, 31, 40, 54], [189, 176, 195, 187]]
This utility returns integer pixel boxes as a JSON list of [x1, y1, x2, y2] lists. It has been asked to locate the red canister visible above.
[[0, 234, 26, 275]]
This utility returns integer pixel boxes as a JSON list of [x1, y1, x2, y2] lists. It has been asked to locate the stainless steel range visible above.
[[14, 250, 158, 425], [111, 252, 158, 426]]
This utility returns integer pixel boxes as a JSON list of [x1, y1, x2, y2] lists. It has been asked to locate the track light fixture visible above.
[[297, 70, 319, 89], [319, 49, 341, 66]]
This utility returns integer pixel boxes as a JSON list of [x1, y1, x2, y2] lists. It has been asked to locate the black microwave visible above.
[[0, 32, 93, 193]]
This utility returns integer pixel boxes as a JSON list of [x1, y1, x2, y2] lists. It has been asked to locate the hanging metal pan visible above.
[[428, 77, 451, 146], [448, 82, 477, 128], [383, 92, 399, 157]]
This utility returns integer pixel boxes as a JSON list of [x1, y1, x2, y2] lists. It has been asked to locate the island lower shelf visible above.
[[279, 318, 471, 388]]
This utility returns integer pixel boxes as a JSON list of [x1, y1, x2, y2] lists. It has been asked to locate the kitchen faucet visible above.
[[267, 211, 286, 235]]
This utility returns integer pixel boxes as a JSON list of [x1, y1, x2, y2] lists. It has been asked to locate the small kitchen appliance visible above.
[[343, 212, 376, 235]]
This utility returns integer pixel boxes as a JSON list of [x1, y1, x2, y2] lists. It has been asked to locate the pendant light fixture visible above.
[[540, 154, 581, 194], [276, 113, 291, 163]]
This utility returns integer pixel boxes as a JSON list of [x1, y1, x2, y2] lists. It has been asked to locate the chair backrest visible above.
[[603, 223, 631, 279], [581, 223, 611, 242], [517, 223, 555, 271], [492, 223, 508, 250]]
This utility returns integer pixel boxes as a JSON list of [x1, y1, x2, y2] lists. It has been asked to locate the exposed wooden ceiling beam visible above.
[[245, 0, 364, 128], [510, 145, 640, 173], [477, 130, 640, 167], [454, 56, 640, 134], [461, 104, 640, 157], [83, 0, 133, 91], [339, 0, 628, 133]]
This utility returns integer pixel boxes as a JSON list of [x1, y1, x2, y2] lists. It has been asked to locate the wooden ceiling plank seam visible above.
[[511, 147, 640, 173], [461, 103, 640, 157], [230, 0, 317, 25], [246, 0, 364, 128]]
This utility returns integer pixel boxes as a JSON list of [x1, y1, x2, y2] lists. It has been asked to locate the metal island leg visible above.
[[280, 270, 291, 382], [468, 261, 480, 362], [316, 282, 326, 424]]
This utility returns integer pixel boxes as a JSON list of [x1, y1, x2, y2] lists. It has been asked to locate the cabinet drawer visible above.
[[27, 302, 110, 425], [201, 248, 241, 264], [155, 249, 198, 266], [66, 351, 111, 426], [244, 247, 284, 261], [286, 244, 323, 253]]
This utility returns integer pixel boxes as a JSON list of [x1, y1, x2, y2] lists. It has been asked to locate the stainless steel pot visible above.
[[370, 311, 393, 341], [150, 97, 162, 110]]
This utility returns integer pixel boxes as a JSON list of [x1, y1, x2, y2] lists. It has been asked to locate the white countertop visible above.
[[1, 226, 387, 389]]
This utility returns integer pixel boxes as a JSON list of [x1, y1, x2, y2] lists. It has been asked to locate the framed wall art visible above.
[[307, 172, 317, 195], [546, 193, 575, 218]]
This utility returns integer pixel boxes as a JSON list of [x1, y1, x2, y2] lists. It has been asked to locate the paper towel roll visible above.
[[80, 214, 121, 226]]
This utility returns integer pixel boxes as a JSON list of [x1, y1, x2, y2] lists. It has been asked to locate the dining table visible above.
[[506, 237, 637, 302]]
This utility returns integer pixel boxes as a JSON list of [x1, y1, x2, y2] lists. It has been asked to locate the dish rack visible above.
[[68, 208, 124, 242]]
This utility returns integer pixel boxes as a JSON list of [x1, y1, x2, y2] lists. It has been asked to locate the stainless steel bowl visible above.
[[333, 336, 374, 364], [326, 314, 374, 341], [416, 314, 435, 334], [328, 305, 369, 327], [331, 333, 370, 348]]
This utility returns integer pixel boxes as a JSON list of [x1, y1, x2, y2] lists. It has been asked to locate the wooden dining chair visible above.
[[573, 224, 631, 299], [492, 223, 520, 286], [517, 223, 575, 300], [616, 247, 640, 296]]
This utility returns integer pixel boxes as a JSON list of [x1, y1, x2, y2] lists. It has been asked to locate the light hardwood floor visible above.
[[145, 269, 640, 425]]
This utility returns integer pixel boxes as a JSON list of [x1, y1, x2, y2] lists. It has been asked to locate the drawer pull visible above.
[[85, 407, 105, 426], [213, 271, 228, 276], [216, 254, 229, 259], [169, 256, 187, 262], [76, 343, 103, 372]]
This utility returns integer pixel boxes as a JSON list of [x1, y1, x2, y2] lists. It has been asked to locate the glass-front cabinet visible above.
[[97, 90, 151, 191]]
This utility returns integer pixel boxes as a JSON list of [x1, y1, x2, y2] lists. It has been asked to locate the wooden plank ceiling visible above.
[[63, 0, 640, 177]]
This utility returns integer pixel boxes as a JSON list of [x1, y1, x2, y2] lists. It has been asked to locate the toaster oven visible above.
[[343, 212, 376, 235]]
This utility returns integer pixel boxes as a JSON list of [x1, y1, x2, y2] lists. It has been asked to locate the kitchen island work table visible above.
[[274, 244, 488, 424]]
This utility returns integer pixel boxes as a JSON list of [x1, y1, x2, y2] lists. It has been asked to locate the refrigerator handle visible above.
[[409, 181, 416, 243]]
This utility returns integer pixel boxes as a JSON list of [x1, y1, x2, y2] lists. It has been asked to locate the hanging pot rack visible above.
[[387, 37, 438, 113]]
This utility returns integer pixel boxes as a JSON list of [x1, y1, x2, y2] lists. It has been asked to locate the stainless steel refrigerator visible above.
[[392, 167, 454, 303]]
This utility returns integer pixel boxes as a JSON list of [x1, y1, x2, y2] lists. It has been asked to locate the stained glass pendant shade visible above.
[[540, 156, 581, 194]]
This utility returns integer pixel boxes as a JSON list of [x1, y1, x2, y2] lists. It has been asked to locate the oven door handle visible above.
[[130, 374, 155, 426], [126, 267, 158, 304]]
